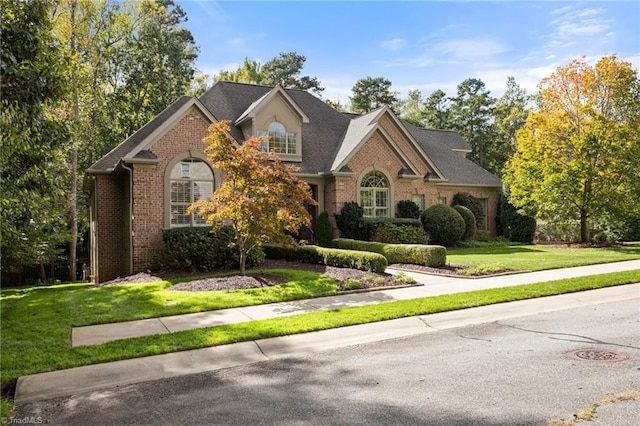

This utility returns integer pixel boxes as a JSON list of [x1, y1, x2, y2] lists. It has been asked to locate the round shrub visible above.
[[452, 192, 484, 228], [453, 205, 476, 240], [420, 204, 465, 246], [396, 200, 421, 219]]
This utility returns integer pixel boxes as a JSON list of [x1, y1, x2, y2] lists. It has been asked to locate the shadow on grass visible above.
[[447, 246, 546, 255]]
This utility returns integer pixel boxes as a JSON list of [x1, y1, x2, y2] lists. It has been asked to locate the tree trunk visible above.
[[39, 261, 46, 283], [68, 0, 78, 282], [239, 250, 246, 276], [580, 208, 590, 243]]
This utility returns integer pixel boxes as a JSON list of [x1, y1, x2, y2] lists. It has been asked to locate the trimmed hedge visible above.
[[371, 223, 429, 244], [496, 194, 536, 243], [333, 238, 446, 267], [155, 226, 265, 271], [263, 244, 388, 273]]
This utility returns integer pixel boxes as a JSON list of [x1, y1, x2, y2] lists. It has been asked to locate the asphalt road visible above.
[[14, 298, 640, 425]]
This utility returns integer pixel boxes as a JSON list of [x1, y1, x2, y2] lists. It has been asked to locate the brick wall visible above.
[[94, 174, 128, 282], [130, 106, 212, 272]]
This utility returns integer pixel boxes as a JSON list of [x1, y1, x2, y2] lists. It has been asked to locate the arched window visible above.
[[258, 121, 297, 154], [360, 171, 390, 218], [169, 159, 214, 227]]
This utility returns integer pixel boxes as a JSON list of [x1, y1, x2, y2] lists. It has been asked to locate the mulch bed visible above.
[[98, 259, 419, 292]]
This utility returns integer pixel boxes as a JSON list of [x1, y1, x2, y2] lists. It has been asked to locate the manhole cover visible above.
[[568, 349, 628, 362]]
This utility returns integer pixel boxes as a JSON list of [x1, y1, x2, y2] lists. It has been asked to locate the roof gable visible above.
[[234, 85, 310, 126], [331, 107, 445, 180]]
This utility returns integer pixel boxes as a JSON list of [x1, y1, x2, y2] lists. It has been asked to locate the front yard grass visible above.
[[2, 267, 639, 403], [447, 244, 640, 271]]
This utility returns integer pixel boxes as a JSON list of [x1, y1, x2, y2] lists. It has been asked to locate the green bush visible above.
[[396, 200, 421, 219], [316, 211, 333, 247], [263, 244, 387, 273], [334, 201, 367, 240], [156, 226, 264, 271], [453, 205, 477, 240], [363, 217, 422, 240], [371, 223, 428, 244], [496, 194, 536, 243], [452, 192, 484, 228], [421, 204, 465, 246], [333, 238, 446, 267]]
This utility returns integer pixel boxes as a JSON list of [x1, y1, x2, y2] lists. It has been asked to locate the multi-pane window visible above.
[[360, 171, 390, 218], [258, 122, 297, 155], [170, 159, 214, 227]]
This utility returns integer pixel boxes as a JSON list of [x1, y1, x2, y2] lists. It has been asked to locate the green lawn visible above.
[[447, 244, 640, 271], [2, 244, 639, 417]]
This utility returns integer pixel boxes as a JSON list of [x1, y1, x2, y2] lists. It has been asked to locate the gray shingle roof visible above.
[[89, 81, 501, 188], [404, 121, 502, 187]]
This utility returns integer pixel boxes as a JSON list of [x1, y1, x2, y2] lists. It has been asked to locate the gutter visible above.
[[120, 161, 134, 275]]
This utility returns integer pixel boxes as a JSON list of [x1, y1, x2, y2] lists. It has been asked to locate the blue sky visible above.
[[176, 1, 640, 104]]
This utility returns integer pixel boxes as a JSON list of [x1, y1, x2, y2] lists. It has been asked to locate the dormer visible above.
[[234, 86, 309, 162]]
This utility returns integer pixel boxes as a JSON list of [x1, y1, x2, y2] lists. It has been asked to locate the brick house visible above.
[[86, 81, 502, 283]]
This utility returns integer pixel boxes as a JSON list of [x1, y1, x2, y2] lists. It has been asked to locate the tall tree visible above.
[[112, 0, 199, 140], [52, 0, 199, 280], [1, 0, 70, 280], [503, 55, 640, 242], [398, 89, 425, 126], [215, 57, 262, 85], [421, 89, 452, 129], [214, 52, 323, 95], [188, 121, 316, 275], [261, 52, 324, 94], [491, 77, 529, 176], [448, 78, 496, 169], [350, 76, 399, 113]]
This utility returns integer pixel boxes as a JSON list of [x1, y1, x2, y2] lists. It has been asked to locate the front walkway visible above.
[[72, 260, 640, 347]]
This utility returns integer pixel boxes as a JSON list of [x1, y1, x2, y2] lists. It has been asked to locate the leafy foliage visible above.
[[316, 211, 333, 247], [371, 223, 428, 244], [350, 76, 399, 113], [453, 205, 477, 240], [155, 226, 264, 271], [333, 239, 446, 267], [396, 200, 421, 219], [188, 121, 316, 274], [448, 78, 496, 170], [503, 55, 640, 242], [496, 194, 536, 244], [215, 52, 323, 95], [335, 201, 367, 240], [452, 192, 484, 228], [1, 0, 70, 280], [263, 245, 387, 273], [421, 204, 466, 246]]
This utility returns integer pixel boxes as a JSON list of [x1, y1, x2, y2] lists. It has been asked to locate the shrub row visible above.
[[263, 244, 388, 273], [155, 226, 265, 271], [333, 238, 446, 267]]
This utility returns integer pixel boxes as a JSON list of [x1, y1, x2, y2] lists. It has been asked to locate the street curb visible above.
[[15, 283, 639, 404]]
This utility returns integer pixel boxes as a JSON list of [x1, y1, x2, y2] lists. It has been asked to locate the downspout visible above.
[[121, 161, 134, 275]]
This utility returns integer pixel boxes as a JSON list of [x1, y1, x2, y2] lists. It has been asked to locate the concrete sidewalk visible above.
[[16, 283, 640, 404], [72, 260, 640, 347]]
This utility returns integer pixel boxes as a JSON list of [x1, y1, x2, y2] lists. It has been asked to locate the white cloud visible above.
[[433, 38, 510, 60], [546, 6, 613, 46], [381, 38, 407, 52]]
